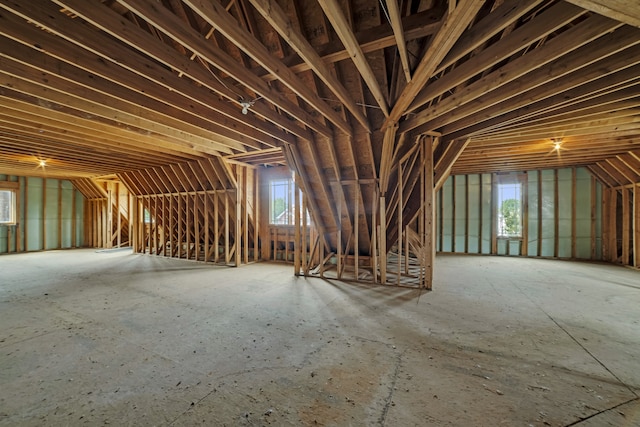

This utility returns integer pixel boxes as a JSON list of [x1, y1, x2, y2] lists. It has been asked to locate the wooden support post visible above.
[[464, 175, 469, 254], [554, 169, 559, 258], [571, 168, 577, 259], [243, 169, 249, 265], [354, 189, 359, 280], [424, 136, 435, 290], [42, 178, 47, 251], [107, 183, 113, 249], [302, 193, 308, 274], [478, 174, 483, 254], [379, 196, 387, 284], [622, 187, 630, 265], [214, 192, 219, 262], [590, 176, 597, 260], [236, 186, 242, 267], [337, 196, 342, 279], [116, 183, 122, 248], [634, 184, 639, 268], [371, 188, 378, 284], [491, 174, 497, 254], [602, 187, 610, 261], [57, 180, 62, 249], [186, 195, 191, 260], [609, 188, 618, 263], [204, 193, 210, 262], [195, 195, 200, 261], [537, 171, 543, 257], [451, 175, 456, 253], [177, 195, 182, 258], [71, 188, 76, 248], [522, 173, 529, 257], [225, 192, 230, 265], [397, 163, 403, 285], [294, 179, 301, 276], [254, 170, 259, 262]]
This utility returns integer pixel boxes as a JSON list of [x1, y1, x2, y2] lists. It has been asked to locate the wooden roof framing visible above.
[[1, 0, 640, 256]]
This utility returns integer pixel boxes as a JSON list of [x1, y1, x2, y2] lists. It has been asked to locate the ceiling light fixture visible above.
[[39, 160, 47, 167], [552, 138, 562, 151], [240, 101, 252, 115]]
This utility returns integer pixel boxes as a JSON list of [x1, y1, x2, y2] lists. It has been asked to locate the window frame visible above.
[[269, 178, 294, 225], [495, 175, 524, 239], [0, 182, 19, 226]]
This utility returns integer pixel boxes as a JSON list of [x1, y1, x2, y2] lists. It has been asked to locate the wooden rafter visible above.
[[248, 0, 371, 132], [317, 0, 390, 117]]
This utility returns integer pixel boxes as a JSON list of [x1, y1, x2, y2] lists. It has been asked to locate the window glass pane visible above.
[[0, 190, 14, 224], [270, 179, 292, 225], [497, 183, 522, 237]]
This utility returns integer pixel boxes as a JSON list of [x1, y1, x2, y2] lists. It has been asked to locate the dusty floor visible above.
[[0, 250, 639, 426]]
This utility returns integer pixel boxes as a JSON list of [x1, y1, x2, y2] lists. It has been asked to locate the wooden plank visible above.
[[42, 178, 46, 251], [225, 192, 230, 265], [294, 178, 301, 276], [437, 0, 546, 74], [622, 187, 630, 264], [464, 175, 469, 254], [591, 175, 597, 259], [385, 0, 485, 127], [424, 136, 435, 290], [115, 0, 330, 139], [451, 175, 457, 253], [554, 169, 559, 258], [634, 184, 640, 267], [317, 0, 389, 116], [565, 0, 640, 28], [249, 0, 369, 132], [609, 188, 618, 262], [571, 168, 577, 258], [413, 2, 585, 111], [379, 196, 387, 284], [57, 180, 62, 249], [385, 0, 411, 83], [214, 192, 220, 263], [204, 191, 209, 262], [491, 174, 497, 254]]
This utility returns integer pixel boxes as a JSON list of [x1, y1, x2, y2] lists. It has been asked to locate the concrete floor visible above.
[[1, 250, 639, 426]]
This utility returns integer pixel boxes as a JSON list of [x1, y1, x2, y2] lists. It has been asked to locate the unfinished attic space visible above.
[[1, 0, 640, 425]]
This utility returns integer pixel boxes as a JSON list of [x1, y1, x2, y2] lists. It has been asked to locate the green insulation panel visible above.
[[437, 167, 603, 260], [0, 175, 85, 254]]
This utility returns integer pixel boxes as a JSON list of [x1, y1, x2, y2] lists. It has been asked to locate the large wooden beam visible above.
[[385, 0, 411, 83], [248, 0, 370, 133], [403, 13, 625, 135], [410, 2, 586, 112], [317, 0, 389, 116], [565, 0, 640, 28], [182, 0, 352, 136], [434, 138, 471, 192], [384, 0, 485, 128], [435, 0, 546, 75]]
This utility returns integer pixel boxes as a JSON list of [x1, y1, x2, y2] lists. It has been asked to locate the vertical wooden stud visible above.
[[57, 180, 62, 249], [622, 187, 630, 265], [609, 188, 618, 263], [571, 168, 577, 259], [633, 184, 639, 268], [554, 169, 559, 258], [424, 136, 435, 290], [590, 176, 597, 260]]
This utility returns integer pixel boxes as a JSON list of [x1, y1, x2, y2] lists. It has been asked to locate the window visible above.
[[496, 182, 522, 238], [0, 189, 16, 225], [270, 179, 294, 225]]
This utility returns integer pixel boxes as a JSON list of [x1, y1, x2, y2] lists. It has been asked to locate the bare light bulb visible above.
[[39, 160, 46, 167]]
